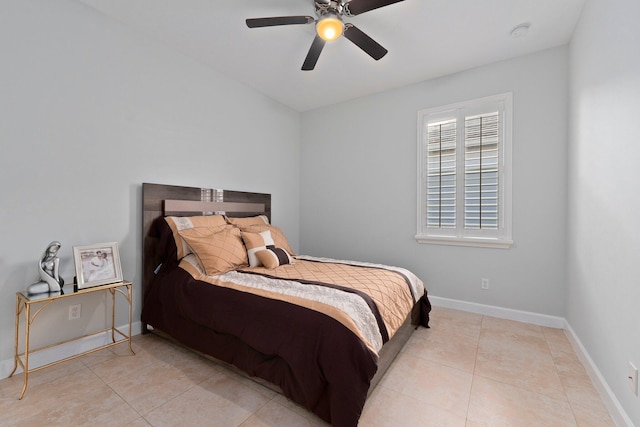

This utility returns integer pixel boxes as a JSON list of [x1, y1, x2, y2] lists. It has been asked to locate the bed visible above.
[[141, 183, 431, 426]]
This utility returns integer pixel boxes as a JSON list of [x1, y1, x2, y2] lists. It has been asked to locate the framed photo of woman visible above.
[[73, 242, 123, 289]]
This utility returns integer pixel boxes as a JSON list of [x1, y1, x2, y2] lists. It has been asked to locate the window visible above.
[[416, 93, 513, 248]]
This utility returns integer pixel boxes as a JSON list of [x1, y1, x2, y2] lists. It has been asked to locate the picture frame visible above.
[[73, 242, 123, 289]]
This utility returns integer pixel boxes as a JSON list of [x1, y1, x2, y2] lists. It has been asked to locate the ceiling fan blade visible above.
[[344, 0, 404, 16], [246, 16, 314, 28], [343, 24, 388, 60], [302, 36, 326, 71]]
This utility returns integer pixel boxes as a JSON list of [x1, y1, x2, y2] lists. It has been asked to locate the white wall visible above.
[[4, 2, 637, 423], [300, 47, 569, 317], [568, 0, 640, 424], [0, 0, 300, 365]]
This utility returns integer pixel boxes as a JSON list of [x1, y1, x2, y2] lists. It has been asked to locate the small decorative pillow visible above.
[[241, 230, 275, 267], [240, 224, 295, 256], [165, 215, 228, 260], [178, 226, 248, 275], [255, 247, 293, 269], [225, 215, 269, 227]]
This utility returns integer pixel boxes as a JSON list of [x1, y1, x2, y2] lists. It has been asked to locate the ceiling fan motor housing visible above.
[[315, 1, 347, 18]]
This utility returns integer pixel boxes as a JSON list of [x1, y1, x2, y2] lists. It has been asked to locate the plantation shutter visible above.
[[464, 112, 499, 230], [426, 120, 457, 228], [417, 92, 512, 247]]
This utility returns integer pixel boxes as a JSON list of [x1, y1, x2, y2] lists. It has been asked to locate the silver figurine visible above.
[[27, 241, 65, 294]]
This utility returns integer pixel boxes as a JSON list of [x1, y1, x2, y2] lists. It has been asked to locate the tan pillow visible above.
[[241, 229, 275, 267], [178, 226, 248, 275], [165, 215, 228, 260], [255, 248, 294, 269], [241, 224, 295, 256], [225, 215, 269, 227]]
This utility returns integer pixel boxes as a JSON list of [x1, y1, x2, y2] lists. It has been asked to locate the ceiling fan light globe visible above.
[[317, 17, 344, 42]]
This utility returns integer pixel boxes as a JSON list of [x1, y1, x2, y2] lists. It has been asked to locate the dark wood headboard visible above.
[[141, 183, 271, 327]]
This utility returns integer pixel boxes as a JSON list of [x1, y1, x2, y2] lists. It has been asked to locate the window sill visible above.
[[415, 235, 513, 249]]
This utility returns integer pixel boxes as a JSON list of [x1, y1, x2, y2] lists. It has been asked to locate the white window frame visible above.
[[416, 93, 513, 248]]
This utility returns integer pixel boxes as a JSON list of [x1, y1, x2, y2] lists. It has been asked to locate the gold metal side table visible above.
[[9, 280, 135, 399]]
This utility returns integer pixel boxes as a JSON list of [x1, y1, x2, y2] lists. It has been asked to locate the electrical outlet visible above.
[[69, 304, 81, 320], [481, 278, 490, 290], [629, 362, 638, 396]]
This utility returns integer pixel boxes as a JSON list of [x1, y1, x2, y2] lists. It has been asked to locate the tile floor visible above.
[[0, 306, 616, 426]]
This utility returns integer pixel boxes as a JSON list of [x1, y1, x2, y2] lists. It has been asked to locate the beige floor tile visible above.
[[14, 388, 138, 427], [124, 417, 153, 427], [360, 383, 467, 427], [378, 351, 473, 418], [467, 376, 577, 427], [558, 368, 609, 410], [543, 329, 593, 371], [0, 366, 138, 426], [86, 347, 164, 385], [0, 378, 24, 403], [542, 327, 574, 355], [78, 334, 145, 368], [87, 353, 153, 385], [481, 316, 544, 337], [143, 371, 273, 427], [239, 400, 317, 427], [88, 337, 225, 417], [429, 306, 483, 336], [476, 328, 566, 400], [1, 357, 89, 399], [78, 347, 124, 368], [104, 360, 223, 415], [405, 325, 478, 373], [480, 323, 549, 354], [269, 394, 330, 426], [570, 401, 616, 427], [552, 352, 586, 378], [216, 368, 281, 402]]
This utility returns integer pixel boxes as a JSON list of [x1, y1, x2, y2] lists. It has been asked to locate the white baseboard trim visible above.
[[563, 323, 634, 427], [0, 321, 142, 380], [429, 295, 566, 328], [429, 295, 632, 427]]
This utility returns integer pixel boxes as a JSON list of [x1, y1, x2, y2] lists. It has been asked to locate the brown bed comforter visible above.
[[143, 253, 430, 426]]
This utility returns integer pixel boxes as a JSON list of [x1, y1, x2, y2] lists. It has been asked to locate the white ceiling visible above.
[[77, 0, 586, 112]]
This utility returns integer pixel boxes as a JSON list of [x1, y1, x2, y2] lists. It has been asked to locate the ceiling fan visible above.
[[246, 0, 404, 71]]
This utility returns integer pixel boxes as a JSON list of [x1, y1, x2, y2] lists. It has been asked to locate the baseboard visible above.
[[429, 295, 566, 328], [563, 323, 635, 427], [429, 295, 632, 427], [0, 321, 142, 380]]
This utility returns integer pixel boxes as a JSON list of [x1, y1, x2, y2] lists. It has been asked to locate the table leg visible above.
[[127, 284, 134, 355], [109, 288, 116, 343], [9, 295, 20, 378], [18, 303, 31, 400]]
